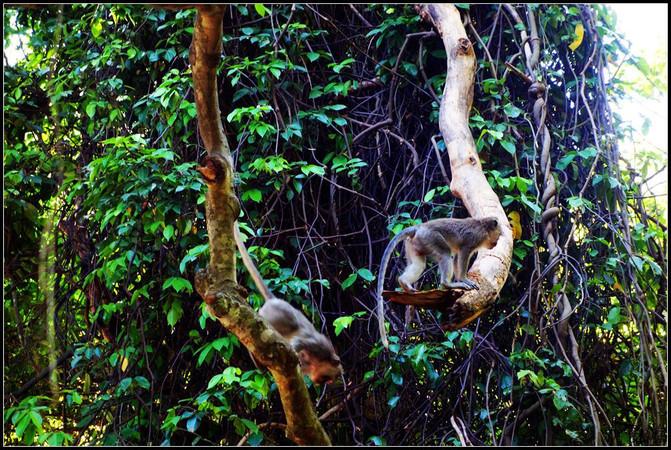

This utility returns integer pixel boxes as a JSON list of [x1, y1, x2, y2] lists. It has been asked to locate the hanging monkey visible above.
[[234, 223, 343, 385]]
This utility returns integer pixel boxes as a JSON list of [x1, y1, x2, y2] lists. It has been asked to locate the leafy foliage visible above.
[[4, 3, 666, 446]]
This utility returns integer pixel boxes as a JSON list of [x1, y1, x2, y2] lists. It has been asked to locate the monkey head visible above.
[[481, 217, 501, 249], [294, 334, 343, 385]]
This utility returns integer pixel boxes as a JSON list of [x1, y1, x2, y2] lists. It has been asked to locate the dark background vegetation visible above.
[[4, 4, 667, 446]]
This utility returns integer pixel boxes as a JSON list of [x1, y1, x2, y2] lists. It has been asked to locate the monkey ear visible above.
[[298, 349, 313, 365]]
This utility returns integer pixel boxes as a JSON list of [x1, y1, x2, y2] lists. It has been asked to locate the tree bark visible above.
[[418, 4, 513, 329], [189, 5, 331, 446]]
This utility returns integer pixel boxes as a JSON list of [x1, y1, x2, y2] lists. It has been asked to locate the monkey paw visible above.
[[397, 277, 417, 292], [442, 280, 480, 291]]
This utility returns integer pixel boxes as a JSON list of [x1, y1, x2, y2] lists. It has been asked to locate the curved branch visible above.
[[190, 6, 331, 446], [417, 4, 513, 329]]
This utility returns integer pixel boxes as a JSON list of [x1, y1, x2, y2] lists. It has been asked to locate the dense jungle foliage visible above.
[[4, 4, 667, 446]]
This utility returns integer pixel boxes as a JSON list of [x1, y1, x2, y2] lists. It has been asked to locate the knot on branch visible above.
[[196, 268, 248, 318], [456, 38, 473, 55], [194, 268, 211, 298], [203, 280, 248, 318], [196, 155, 229, 184]]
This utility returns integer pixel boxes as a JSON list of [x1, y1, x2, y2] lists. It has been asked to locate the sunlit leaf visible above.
[[569, 22, 584, 51], [508, 211, 522, 239]]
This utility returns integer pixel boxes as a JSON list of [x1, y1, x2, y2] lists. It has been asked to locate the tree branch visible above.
[[189, 6, 331, 445], [417, 4, 513, 329]]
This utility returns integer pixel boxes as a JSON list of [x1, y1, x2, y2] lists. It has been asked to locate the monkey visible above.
[[234, 223, 343, 385], [377, 217, 502, 348], [257, 298, 343, 385]]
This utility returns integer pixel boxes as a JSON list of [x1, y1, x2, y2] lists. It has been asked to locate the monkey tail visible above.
[[377, 227, 415, 349], [234, 222, 275, 303]]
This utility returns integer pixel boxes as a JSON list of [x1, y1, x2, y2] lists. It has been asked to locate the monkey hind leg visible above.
[[398, 275, 417, 292], [441, 251, 479, 290], [438, 254, 454, 286], [438, 254, 478, 290], [398, 238, 426, 291]]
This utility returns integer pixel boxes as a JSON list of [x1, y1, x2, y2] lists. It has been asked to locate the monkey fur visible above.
[[377, 217, 502, 348], [234, 223, 343, 385]]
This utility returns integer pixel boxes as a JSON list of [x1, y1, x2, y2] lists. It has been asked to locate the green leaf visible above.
[[207, 373, 223, 389], [222, 366, 241, 384], [91, 18, 103, 38], [85, 102, 97, 119], [357, 268, 375, 282], [71, 391, 83, 405], [607, 307, 621, 326], [162, 277, 193, 294], [247, 432, 264, 446], [517, 369, 536, 382], [179, 254, 197, 274], [28, 411, 43, 428], [516, 177, 528, 194], [503, 103, 523, 118], [239, 418, 259, 433], [333, 316, 355, 335], [629, 255, 644, 272], [243, 188, 263, 203], [301, 165, 325, 177], [578, 146, 598, 159], [388, 395, 400, 408], [134, 376, 150, 389], [567, 196, 585, 209], [402, 61, 418, 76], [556, 152, 577, 170], [118, 377, 132, 392], [552, 389, 571, 410], [166, 298, 183, 327], [254, 4, 267, 17], [500, 141, 516, 155], [163, 224, 174, 241], [186, 414, 200, 433], [341, 273, 357, 290], [211, 337, 230, 352], [198, 344, 215, 366]]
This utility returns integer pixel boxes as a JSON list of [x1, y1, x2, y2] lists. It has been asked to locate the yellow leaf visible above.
[[612, 282, 624, 293], [121, 356, 129, 372], [508, 211, 522, 240], [84, 373, 91, 394], [569, 22, 584, 51]]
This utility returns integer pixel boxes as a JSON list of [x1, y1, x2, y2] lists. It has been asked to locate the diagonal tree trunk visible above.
[[188, 5, 330, 446], [418, 4, 513, 329]]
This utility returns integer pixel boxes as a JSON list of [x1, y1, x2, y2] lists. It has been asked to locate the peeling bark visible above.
[[418, 4, 513, 329], [189, 5, 331, 446]]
